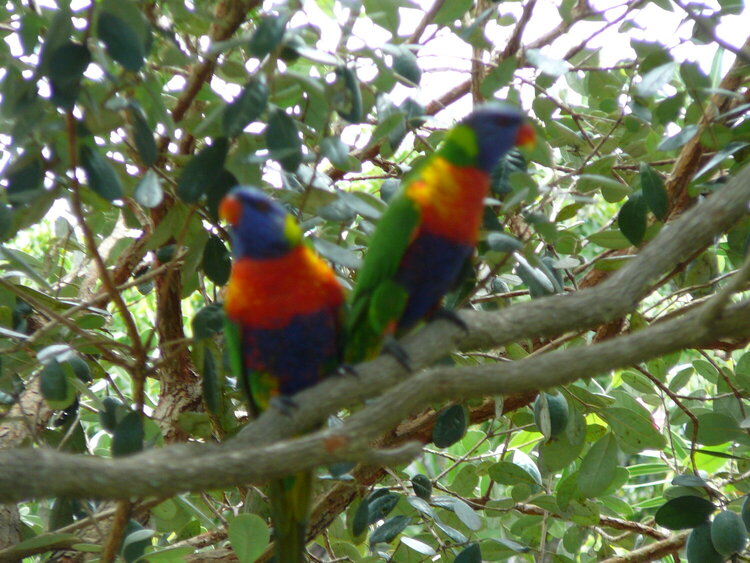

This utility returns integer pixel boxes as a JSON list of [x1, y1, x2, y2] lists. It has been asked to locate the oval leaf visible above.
[[266, 109, 302, 172], [97, 11, 145, 71], [454, 543, 481, 563], [711, 510, 747, 556], [111, 411, 144, 457], [578, 433, 619, 497], [130, 106, 157, 166], [202, 235, 231, 286], [40, 359, 75, 409], [248, 15, 287, 58], [369, 515, 410, 546], [80, 145, 124, 201], [618, 191, 647, 245], [433, 404, 468, 448], [411, 474, 432, 501], [686, 522, 724, 563], [640, 163, 668, 220], [222, 76, 269, 137], [654, 495, 715, 530], [228, 513, 269, 563], [176, 138, 229, 203]]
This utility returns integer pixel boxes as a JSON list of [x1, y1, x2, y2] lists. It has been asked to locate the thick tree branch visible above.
[[0, 165, 748, 503]]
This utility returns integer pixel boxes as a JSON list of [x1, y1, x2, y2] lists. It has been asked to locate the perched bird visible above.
[[345, 103, 535, 365], [221, 187, 344, 563]]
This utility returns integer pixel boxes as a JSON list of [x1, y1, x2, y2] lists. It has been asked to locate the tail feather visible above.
[[270, 471, 312, 563]]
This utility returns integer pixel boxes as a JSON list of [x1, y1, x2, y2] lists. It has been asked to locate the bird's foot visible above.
[[382, 339, 412, 372], [270, 395, 298, 416], [431, 308, 469, 333]]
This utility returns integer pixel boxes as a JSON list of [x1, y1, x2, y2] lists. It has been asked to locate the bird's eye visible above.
[[495, 116, 510, 126], [251, 199, 271, 213]]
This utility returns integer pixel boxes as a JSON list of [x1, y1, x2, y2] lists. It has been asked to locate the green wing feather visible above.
[[345, 192, 421, 364]]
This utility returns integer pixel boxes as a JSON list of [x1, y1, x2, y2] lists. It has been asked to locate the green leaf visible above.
[[636, 62, 677, 97], [122, 526, 154, 563], [130, 105, 157, 166], [48, 42, 91, 109], [603, 407, 666, 453], [38, 7, 73, 77], [411, 474, 432, 500], [352, 497, 370, 537], [618, 191, 647, 245], [99, 396, 127, 433], [228, 513, 269, 563], [434, 0, 473, 23], [202, 235, 231, 286], [332, 65, 363, 123], [5, 153, 44, 205], [711, 509, 747, 556], [538, 407, 586, 473], [367, 492, 400, 524], [206, 170, 239, 222], [640, 163, 668, 220], [454, 543, 481, 563], [438, 496, 481, 530], [391, 46, 421, 85], [489, 461, 541, 486], [112, 412, 144, 457], [312, 238, 361, 270], [176, 138, 229, 203], [192, 304, 225, 340], [435, 519, 468, 543], [578, 433, 618, 497], [656, 496, 715, 529], [320, 137, 350, 170], [134, 170, 163, 208], [487, 232, 523, 253], [680, 61, 711, 97], [480, 57, 518, 98], [369, 515, 410, 546], [658, 125, 699, 151], [686, 412, 742, 446], [687, 522, 724, 563], [266, 109, 302, 172], [222, 76, 269, 137], [533, 392, 569, 439], [694, 141, 749, 179], [364, 0, 401, 34], [79, 144, 124, 201], [433, 404, 468, 447], [97, 11, 145, 72], [248, 15, 288, 58], [400, 536, 436, 555], [40, 360, 76, 409]]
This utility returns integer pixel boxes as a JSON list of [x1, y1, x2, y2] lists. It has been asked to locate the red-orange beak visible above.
[[515, 123, 536, 148], [219, 194, 241, 226]]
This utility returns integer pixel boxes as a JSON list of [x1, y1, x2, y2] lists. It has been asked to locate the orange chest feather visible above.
[[405, 158, 489, 244], [224, 246, 343, 329]]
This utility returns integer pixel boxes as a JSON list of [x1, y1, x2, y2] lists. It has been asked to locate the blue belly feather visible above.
[[394, 231, 471, 332], [241, 306, 341, 398]]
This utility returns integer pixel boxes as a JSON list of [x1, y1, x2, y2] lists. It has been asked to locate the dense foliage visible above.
[[1, 0, 749, 561]]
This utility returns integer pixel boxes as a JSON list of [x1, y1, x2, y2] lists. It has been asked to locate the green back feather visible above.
[[345, 194, 420, 363]]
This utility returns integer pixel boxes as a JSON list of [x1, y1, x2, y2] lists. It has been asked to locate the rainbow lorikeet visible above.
[[345, 103, 535, 364], [220, 187, 344, 562]]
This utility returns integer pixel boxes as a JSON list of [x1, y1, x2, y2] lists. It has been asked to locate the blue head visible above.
[[460, 103, 535, 172], [219, 186, 301, 260]]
